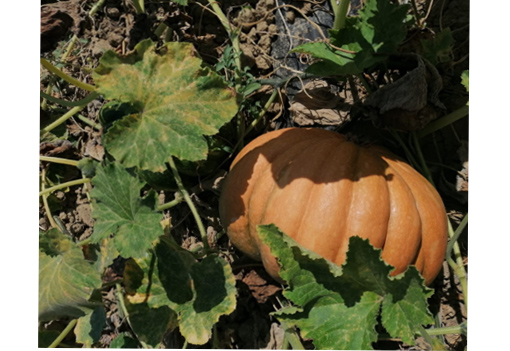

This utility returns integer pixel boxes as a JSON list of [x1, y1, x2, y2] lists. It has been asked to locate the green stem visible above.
[[154, 22, 168, 37], [282, 324, 305, 350], [245, 88, 279, 135], [115, 283, 149, 348], [41, 35, 79, 110], [40, 104, 88, 135], [356, 74, 373, 94], [331, 0, 350, 31], [167, 158, 211, 252], [48, 319, 77, 348], [89, 0, 107, 17], [41, 168, 58, 229], [40, 58, 96, 92], [446, 219, 468, 310], [446, 213, 468, 260], [39, 178, 91, 197], [389, 130, 423, 173], [76, 114, 102, 130], [40, 156, 79, 167], [411, 131, 435, 186], [418, 325, 447, 351], [423, 322, 467, 336], [156, 193, 184, 211], [417, 105, 469, 138], [40, 91, 100, 108], [131, 0, 145, 14]]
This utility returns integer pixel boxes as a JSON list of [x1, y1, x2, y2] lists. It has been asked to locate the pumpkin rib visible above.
[[376, 156, 422, 276], [291, 137, 349, 245], [247, 134, 329, 259], [220, 129, 328, 261], [335, 148, 391, 264], [376, 154, 447, 284]]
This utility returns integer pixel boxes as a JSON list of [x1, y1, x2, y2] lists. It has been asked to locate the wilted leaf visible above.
[[39, 229, 102, 321], [124, 237, 237, 345], [258, 224, 434, 350], [75, 306, 106, 347], [90, 161, 163, 258], [93, 39, 238, 171]]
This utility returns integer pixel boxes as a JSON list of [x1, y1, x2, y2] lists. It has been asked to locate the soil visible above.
[[40, 0, 469, 349]]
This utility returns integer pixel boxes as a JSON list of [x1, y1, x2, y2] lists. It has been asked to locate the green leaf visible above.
[[109, 333, 140, 348], [124, 237, 237, 345], [421, 28, 454, 65], [75, 307, 106, 347], [258, 224, 434, 350], [461, 70, 469, 93], [293, 0, 409, 75], [39, 229, 102, 321], [126, 303, 178, 348], [89, 161, 163, 258], [93, 39, 238, 171]]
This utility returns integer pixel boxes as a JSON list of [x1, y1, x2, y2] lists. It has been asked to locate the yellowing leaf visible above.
[[39, 229, 102, 321], [93, 40, 238, 171]]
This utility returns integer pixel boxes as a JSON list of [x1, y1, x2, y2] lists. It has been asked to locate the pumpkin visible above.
[[219, 128, 448, 285]]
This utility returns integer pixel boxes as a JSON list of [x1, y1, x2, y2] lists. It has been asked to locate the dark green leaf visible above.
[[109, 333, 140, 348], [421, 28, 454, 65], [293, 0, 409, 75], [126, 302, 178, 348], [124, 237, 237, 345], [258, 224, 434, 350], [75, 307, 106, 347]]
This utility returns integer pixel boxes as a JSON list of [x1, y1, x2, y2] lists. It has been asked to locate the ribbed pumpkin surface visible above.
[[219, 128, 448, 285]]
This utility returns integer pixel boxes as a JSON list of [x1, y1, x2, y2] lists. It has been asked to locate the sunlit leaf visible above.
[[89, 161, 163, 258], [258, 224, 434, 350], [93, 39, 238, 171]]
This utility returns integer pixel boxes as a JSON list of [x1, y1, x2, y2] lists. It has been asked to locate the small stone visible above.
[[106, 7, 120, 20]]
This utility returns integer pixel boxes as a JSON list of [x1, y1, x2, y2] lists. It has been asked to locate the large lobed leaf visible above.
[[293, 0, 409, 75], [93, 39, 238, 171], [123, 237, 237, 345], [89, 161, 163, 258], [39, 229, 102, 321], [258, 224, 434, 350]]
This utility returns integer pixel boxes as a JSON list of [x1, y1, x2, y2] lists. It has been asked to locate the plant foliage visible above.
[[258, 224, 435, 350]]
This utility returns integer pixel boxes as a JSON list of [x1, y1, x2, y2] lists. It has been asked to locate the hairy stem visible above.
[[167, 158, 211, 252], [331, 0, 350, 31]]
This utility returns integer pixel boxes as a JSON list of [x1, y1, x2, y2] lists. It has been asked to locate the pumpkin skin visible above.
[[219, 128, 448, 285]]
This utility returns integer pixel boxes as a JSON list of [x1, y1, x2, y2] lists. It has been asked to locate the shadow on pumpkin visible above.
[[218, 127, 447, 286]]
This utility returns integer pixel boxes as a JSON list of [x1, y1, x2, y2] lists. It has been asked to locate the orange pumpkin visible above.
[[219, 128, 448, 285]]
